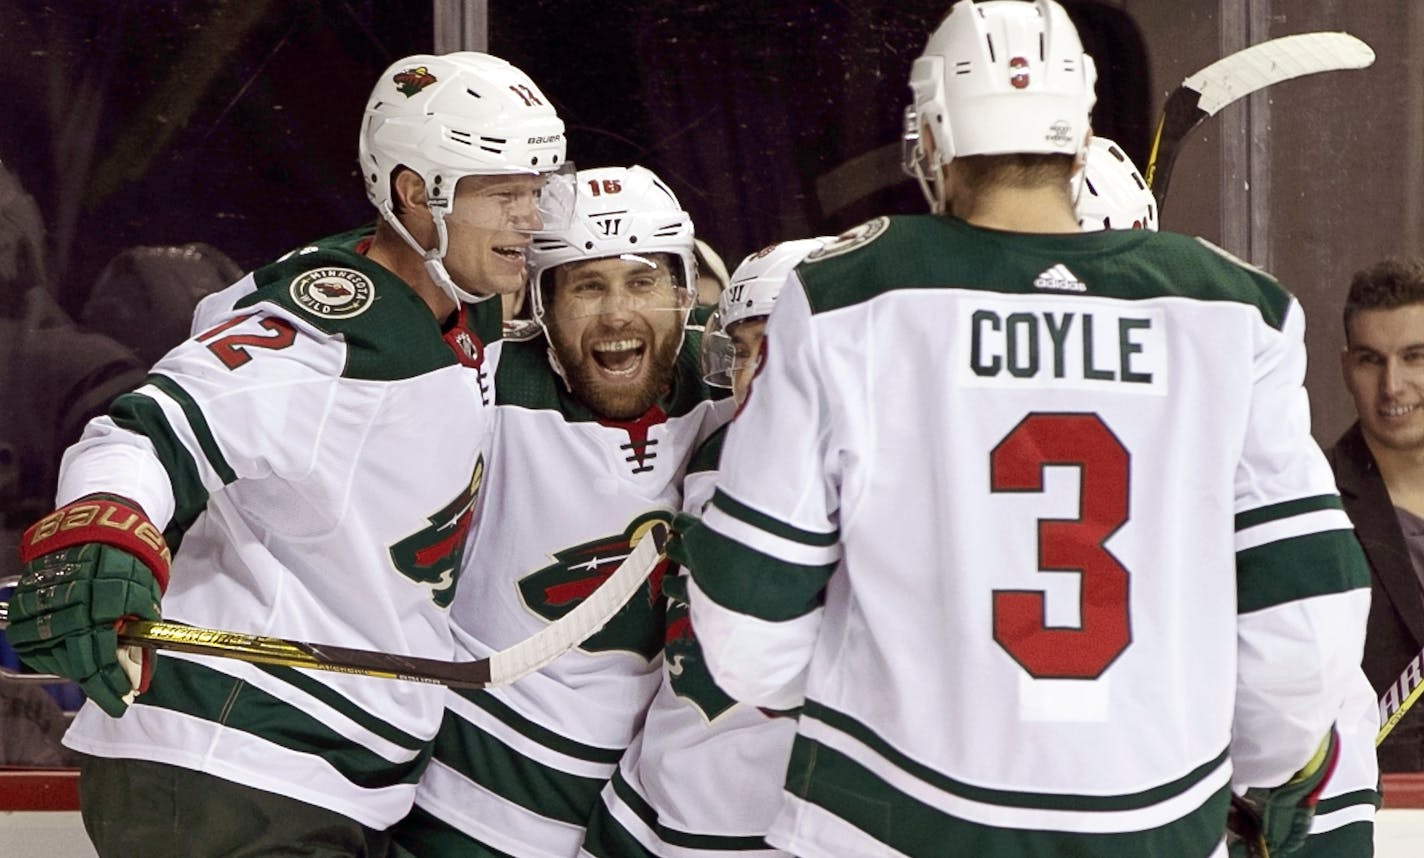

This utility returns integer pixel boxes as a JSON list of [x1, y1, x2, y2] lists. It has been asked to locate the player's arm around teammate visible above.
[[7, 52, 572, 858]]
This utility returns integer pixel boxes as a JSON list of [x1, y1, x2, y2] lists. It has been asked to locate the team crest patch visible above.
[[393, 66, 437, 97], [804, 216, 889, 262], [289, 268, 375, 319]]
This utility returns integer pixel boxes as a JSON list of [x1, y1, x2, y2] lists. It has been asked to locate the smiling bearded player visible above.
[[390, 164, 732, 857]]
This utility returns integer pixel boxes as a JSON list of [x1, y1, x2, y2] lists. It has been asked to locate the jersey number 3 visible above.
[[990, 413, 1130, 680]]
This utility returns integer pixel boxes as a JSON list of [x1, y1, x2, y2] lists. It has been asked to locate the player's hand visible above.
[[9, 495, 170, 717], [664, 511, 701, 572], [1226, 727, 1340, 857]]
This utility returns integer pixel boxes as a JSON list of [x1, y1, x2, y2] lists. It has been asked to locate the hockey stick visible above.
[[1377, 644, 1424, 746], [1144, 32, 1375, 212], [0, 522, 667, 690]]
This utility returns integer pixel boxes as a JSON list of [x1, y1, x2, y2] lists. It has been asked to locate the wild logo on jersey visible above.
[[663, 575, 737, 722], [389, 456, 484, 608], [517, 511, 671, 658]]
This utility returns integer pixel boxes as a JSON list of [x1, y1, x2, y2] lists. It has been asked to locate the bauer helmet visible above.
[[701, 237, 829, 388], [359, 52, 575, 303], [1076, 137, 1158, 231], [906, 0, 1097, 211]]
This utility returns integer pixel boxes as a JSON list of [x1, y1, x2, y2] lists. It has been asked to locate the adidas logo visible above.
[[1033, 263, 1087, 293]]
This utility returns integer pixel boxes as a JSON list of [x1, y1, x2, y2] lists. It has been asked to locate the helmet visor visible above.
[[445, 162, 577, 233], [540, 253, 693, 324]]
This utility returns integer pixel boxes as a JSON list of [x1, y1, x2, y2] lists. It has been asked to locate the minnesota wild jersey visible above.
[[394, 332, 731, 857], [684, 215, 1372, 858], [60, 227, 502, 829], [582, 425, 794, 858]]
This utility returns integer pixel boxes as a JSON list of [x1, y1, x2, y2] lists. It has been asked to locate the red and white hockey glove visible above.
[[10, 494, 169, 716]]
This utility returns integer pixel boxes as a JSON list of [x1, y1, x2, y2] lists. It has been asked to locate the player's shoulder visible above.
[[1143, 231, 1293, 331], [235, 226, 488, 380], [492, 333, 566, 411], [243, 226, 414, 328], [794, 214, 954, 314]]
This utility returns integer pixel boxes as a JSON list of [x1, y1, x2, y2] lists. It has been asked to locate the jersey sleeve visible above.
[[1231, 298, 1371, 788], [685, 275, 840, 710], [57, 303, 350, 545]]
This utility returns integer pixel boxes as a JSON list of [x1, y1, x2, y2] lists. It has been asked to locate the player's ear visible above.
[[392, 167, 429, 211]]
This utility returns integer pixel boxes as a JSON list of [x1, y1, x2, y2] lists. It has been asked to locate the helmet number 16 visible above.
[[988, 412, 1131, 680]]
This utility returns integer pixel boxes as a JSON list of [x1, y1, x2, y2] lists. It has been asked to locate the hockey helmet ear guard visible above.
[[906, 0, 1097, 212], [1075, 137, 1158, 232], [701, 237, 831, 387], [358, 51, 574, 303], [527, 165, 698, 327]]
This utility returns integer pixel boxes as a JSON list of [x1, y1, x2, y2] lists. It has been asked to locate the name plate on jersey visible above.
[[955, 294, 1167, 395]]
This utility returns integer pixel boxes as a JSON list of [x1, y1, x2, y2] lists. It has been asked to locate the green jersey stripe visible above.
[[258, 662, 426, 751], [605, 767, 772, 851], [430, 704, 606, 826], [804, 701, 1228, 813], [687, 425, 727, 476], [686, 516, 834, 621], [394, 805, 520, 858], [1237, 530, 1371, 613], [1314, 788, 1381, 814], [109, 390, 212, 552], [1234, 494, 1343, 531], [145, 373, 238, 485], [710, 489, 840, 547], [140, 657, 431, 789], [784, 737, 1229, 857], [450, 689, 625, 765]]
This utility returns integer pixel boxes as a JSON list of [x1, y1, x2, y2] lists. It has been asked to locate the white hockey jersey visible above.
[[684, 215, 1372, 858], [582, 425, 794, 858], [395, 332, 730, 857], [61, 227, 502, 828]]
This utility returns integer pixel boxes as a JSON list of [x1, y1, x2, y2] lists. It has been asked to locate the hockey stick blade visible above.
[[93, 521, 667, 689], [1144, 32, 1375, 212], [1377, 644, 1424, 746]]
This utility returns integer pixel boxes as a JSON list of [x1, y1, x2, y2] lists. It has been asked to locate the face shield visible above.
[[700, 309, 768, 389], [540, 252, 694, 326], [442, 162, 578, 234]]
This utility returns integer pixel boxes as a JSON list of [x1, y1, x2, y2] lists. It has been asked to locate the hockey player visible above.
[[580, 237, 827, 858], [1080, 136, 1379, 857], [389, 165, 730, 857], [5, 52, 572, 857], [677, 1, 1370, 856]]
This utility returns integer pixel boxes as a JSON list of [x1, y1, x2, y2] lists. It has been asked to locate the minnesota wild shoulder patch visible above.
[[289, 267, 376, 320]]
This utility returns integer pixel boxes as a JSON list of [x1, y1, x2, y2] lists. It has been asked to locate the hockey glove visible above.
[[9, 495, 170, 717], [1226, 726, 1340, 857]]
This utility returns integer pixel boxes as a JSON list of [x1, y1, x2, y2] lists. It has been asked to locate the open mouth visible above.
[[1381, 403, 1419, 419], [591, 337, 646, 378], [493, 244, 526, 265]]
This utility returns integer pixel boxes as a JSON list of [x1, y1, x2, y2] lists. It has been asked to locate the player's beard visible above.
[[556, 329, 681, 420]]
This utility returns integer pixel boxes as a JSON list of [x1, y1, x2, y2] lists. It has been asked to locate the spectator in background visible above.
[[80, 243, 244, 367], [1331, 256, 1424, 774]]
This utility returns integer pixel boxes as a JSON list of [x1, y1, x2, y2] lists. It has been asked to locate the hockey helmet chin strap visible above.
[[378, 201, 494, 306]]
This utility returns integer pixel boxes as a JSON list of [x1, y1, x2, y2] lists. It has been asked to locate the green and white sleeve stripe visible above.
[[1234, 494, 1369, 614]]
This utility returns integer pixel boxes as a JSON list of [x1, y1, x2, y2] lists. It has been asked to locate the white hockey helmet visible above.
[[1076, 137, 1158, 231], [701, 237, 829, 388], [906, 0, 1097, 211], [359, 52, 575, 303], [527, 165, 697, 324]]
